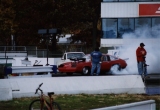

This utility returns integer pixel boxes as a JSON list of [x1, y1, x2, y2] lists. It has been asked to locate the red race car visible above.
[[58, 54, 128, 75]]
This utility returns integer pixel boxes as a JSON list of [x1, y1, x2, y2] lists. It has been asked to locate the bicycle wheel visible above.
[[29, 99, 47, 110], [51, 102, 61, 110]]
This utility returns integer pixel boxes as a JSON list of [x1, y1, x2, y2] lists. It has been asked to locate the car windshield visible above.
[[67, 53, 85, 59]]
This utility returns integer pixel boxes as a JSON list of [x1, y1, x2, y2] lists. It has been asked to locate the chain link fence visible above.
[[0, 45, 94, 58]]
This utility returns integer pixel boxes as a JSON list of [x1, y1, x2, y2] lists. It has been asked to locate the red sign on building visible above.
[[139, 4, 160, 16]]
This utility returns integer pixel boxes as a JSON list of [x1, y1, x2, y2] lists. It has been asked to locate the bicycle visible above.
[[29, 83, 61, 110]]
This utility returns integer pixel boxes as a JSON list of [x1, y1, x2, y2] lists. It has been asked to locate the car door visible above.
[[101, 55, 112, 72]]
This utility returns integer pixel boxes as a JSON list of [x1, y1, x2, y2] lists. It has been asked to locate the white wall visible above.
[[101, 38, 160, 47], [0, 75, 145, 100], [101, 2, 160, 18], [92, 100, 155, 110]]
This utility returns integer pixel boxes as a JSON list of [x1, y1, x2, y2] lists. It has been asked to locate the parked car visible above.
[[58, 54, 128, 75]]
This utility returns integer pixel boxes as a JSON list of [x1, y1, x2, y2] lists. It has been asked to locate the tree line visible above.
[[0, 0, 102, 52]]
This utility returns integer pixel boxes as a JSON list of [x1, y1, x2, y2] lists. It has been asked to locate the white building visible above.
[[101, 0, 160, 47]]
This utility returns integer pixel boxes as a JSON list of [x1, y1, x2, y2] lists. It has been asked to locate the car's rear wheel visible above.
[[82, 67, 90, 75], [66, 72, 73, 75], [107, 64, 121, 74], [116, 64, 121, 71]]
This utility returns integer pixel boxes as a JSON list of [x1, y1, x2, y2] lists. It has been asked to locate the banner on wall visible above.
[[139, 4, 160, 16]]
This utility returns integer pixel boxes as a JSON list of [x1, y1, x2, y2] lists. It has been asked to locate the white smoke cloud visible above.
[[113, 25, 160, 75]]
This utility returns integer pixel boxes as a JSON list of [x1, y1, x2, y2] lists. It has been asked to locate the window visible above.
[[136, 0, 152, 1], [118, 18, 134, 38], [102, 18, 160, 38], [102, 19, 117, 38], [152, 18, 160, 27], [135, 18, 151, 29], [102, 56, 108, 61], [152, 18, 160, 38], [107, 55, 111, 61]]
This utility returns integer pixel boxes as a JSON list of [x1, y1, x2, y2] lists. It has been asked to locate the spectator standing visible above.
[[136, 43, 147, 76], [90, 47, 102, 76]]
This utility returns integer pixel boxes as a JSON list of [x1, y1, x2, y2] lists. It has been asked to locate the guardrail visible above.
[[4, 65, 57, 78]]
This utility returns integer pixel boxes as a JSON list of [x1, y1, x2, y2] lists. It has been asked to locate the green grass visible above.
[[0, 94, 160, 110]]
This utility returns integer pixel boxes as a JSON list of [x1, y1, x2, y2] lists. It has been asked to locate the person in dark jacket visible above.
[[136, 43, 147, 76], [90, 47, 102, 76]]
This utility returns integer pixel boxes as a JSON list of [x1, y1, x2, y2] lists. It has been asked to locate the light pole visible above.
[[38, 29, 61, 66], [38, 29, 49, 66]]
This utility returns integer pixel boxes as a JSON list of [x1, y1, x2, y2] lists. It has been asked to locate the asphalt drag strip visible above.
[[144, 74, 160, 95]]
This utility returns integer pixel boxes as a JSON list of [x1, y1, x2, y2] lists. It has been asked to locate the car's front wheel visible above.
[[82, 67, 90, 75]]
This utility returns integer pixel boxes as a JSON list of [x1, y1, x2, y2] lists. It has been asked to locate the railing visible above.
[[0, 46, 27, 51], [0, 46, 35, 58], [0, 46, 62, 58], [0, 46, 38, 58], [5, 65, 57, 78], [0, 46, 90, 58], [0, 52, 27, 58]]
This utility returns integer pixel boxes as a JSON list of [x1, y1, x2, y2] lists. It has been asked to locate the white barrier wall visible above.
[[92, 100, 155, 110], [0, 88, 12, 101], [0, 75, 145, 101]]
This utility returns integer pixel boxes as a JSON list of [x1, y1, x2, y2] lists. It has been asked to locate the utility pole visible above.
[[11, 26, 15, 51]]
